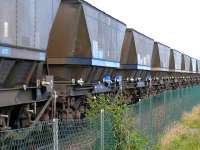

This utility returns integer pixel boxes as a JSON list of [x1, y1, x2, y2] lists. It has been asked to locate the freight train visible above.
[[0, 0, 200, 130]]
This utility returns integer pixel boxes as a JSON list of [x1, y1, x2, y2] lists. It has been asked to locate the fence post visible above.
[[101, 109, 104, 150], [53, 118, 58, 150]]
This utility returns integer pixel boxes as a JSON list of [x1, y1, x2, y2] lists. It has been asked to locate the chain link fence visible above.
[[0, 111, 116, 150]]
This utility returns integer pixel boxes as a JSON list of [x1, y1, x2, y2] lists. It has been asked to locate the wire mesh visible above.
[[131, 86, 200, 147], [0, 112, 116, 150], [0, 121, 54, 150]]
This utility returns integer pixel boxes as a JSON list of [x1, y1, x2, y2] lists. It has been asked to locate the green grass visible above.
[[159, 105, 200, 150]]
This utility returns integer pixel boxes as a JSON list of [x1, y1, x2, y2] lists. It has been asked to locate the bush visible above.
[[86, 94, 148, 150]]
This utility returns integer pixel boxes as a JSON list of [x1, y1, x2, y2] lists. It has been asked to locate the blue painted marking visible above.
[[115, 75, 122, 82], [121, 64, 151, 70], [62, 57, 120, 68], [137, 65, 151, 70], [146, 73, 151, 80], [0, 46, 11, 56], [103, 75, 111, 87], [103, 75, 111, 82], [92, 59, 120, 68], [39, 52, 46, 61]]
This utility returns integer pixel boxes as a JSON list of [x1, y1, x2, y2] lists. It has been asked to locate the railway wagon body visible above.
[[171, 50, 182, 72], [191, 58, 197, 73], [189, 57, 193, 73], [120, 29, 154, 80], [0, 0, 60, 104], [152, 42, 170, 71], [197, 60, 200, 73], [181, 55, 195, 83], [0, 0, 60, 129], [196, 59, 199, 73], [169, 49, 182, 74], [0, 0, 200, 130], [190, 58, 199, 83], [151, 42, 171, 79], [47, 0, 126, 96], [181, 54, 191, 73]]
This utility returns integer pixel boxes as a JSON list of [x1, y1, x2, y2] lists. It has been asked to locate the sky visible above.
[[85, 0, 200, 59]]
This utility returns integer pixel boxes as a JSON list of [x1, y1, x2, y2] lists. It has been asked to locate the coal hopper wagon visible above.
[[0, 0, 200, 130], [0, 0, 60, 129]]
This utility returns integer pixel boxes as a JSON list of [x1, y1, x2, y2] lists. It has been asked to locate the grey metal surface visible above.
[[0, 60, 15, 85], [192, 58, 197, 73], [82, 2, 126, 62], [183, 54, 190, 72], [0, 89, 33, 107], [198, 60, 200, 73], [35, 0, 60, 50], [173, 50, 182, 71], [157, 43, 170, 70], [0, 0, 61, 60], [133, 30, 154, 68], [17, 0, 35, 48], [0, 0, 17, 45], [53, 0, 61, 20]]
